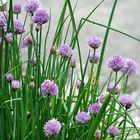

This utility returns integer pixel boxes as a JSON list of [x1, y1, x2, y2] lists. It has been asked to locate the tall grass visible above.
[[0, 0, 140, 140]]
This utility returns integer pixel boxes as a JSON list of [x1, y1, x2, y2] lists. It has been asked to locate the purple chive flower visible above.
[[119, 94, 133, 109], [107, 55, 124, 72], [88, 103, 101, 115], [13, 3, 21, 14], [87, 36, 102, 49], [24, 0, 40, 14], [121, 58, 138, 76], [31, 57, 36, 66], [32, 8, 49, 25], [76, 79, 82, 89], [89, 51, 100, 64], [43, 119, 62, 137], [58, 44, 73, 59], [70, 58, 76, 68], [11, 80, 21, 91], [21, 37, 29, 48], [6, 73, 14, 82], [107, 82, 121, 94], [99, 92, 109, 104], [5, 33, 13, 43], [0, 12, 6, 29], [76, 111, 90, 124], [14, 19, 25, 34], [21, 36, 33, 48], [40, 80, 59, 96], [107, 126, 120, 137]]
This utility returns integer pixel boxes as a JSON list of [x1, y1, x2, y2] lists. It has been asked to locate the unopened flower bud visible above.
[[29, 82, 35, 89], [95, 130, 101, 140], [35, 25, 40, 32], [27, 35, 33, 44], [70, 58, 76, 68], [27, 111, 31, 119], [31, 57, 36, 66], [50, 47, 57, 54]]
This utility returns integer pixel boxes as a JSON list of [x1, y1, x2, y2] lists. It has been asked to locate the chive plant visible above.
[[0, 0, 140, 140]]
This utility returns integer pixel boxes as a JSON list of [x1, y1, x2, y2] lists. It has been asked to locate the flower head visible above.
[[121, 58, 138, 76], [50, 47, 57, 55], [40, 80, 59, 96], [31, 57, 36, 66], [13, 3, 21, 14], [87, 36, 102, 49], [107, 126, 120, 137], [14, 19, 25, 34], [21, 36, 32, 48], [21, 37, 29, 48], [107, 55, 124, 72], [76, 79, 84, 89], [43, 119, 62, 137], [5, 33, 13, 43], [11, 80, 21, 91], [76, 111, 90, 124], [0, 12, 6, 29], [32, 8, 49, 25], [99, 92, 109, 104], [107, 82, 121, 94], [58, 44, 73, 59], [27, 111, 31, 119], [119, 94, 133, 109], [89, 51, 100, 64], [88, 103, 100, 115], [6, 73, 13, 82], [24, 0, 40, 14], [70, 58, 76, 68], [29, 82, 35, 89]]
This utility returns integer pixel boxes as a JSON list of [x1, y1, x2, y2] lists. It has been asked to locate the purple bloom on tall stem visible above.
[[40, 80, 59, 96], [0, 12, 6, 29], [11, 80, 21, 91], [43, 119, 62, 137], [75, 111, 90, 124], [21, 38, 29, 48], [5, 33, 13, 43], [13, 3, 21, 14], [24, 0, 40, 14], [6, 73, 13, 82], [70, 58, 76, 68], [119, 94, 133, 109], [14, 19, 25, 34], [87, 36, 102, 49], [89, 51, 100, 64], [88, 103, 101, 115], [107, 126, 120, 137], [58, 44, 73, 59], [107, 82, 121, 94], [31, 57, 36, 66], [21, 35, 33, 48], [107, 55, 124, 72], [32, 8, 49, 25], [76, 79, 84, 90], [121, 58, 138, 76], [99, 92, 109, 104]]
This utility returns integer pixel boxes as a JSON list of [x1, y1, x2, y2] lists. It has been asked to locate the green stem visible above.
[[121, 109, 127, 140], [95, 0, 118, 92]]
